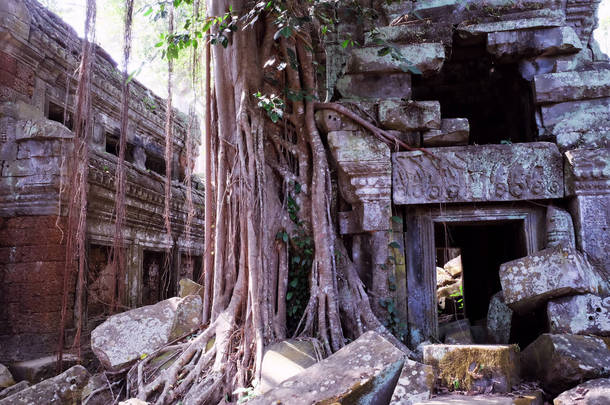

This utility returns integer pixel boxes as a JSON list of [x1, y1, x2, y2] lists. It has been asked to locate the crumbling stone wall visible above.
[[0, 0, 205, 363]]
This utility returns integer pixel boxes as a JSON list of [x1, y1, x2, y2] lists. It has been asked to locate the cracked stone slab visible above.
[[547, 294, 610, 336]]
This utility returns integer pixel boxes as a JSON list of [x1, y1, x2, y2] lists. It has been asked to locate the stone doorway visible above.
[[434, 221, 528, 344], [403, 204, 545, 347]]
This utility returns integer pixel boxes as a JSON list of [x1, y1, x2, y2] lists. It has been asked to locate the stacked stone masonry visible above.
[[0, 0, 205, 364]]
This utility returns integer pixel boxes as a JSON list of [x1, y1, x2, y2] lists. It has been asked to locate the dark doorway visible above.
[[142, 250, 170, 306], [435, 220, 535, 345]]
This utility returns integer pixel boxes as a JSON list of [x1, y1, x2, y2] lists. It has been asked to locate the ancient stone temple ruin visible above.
[[318, 0, 610, 352], [0, 0, 204, 365]]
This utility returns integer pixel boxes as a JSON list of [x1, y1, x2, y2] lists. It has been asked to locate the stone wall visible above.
[[0, 0, 205, 363]]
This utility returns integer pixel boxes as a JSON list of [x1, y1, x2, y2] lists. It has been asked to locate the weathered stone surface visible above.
[[249, 331, 406, 405], [487, 26, 582, 62], [390, 359, 435, 405], [336, 72, 412, 99], [444, 255, 463, 277], [9, 354, 78, 384], [521, 334, 610, 394], [328, 130, 391, 233], [457, 10, 565, 37], [414, 393, 542, 404], [315, 109, 359, 133], [499, 245, 608, 312], [437, 267, 453, 287], [547, 294, 610, 336], [487, 292, 513, 344], [367, 22, 454, 46], [386, 130, 421, 148], [0, 365, 13, 389], [381, 0, 412, 23], [379, 99, 441, 132], [260, 339, 319, 394], [445, 327, 474, 345], [534, 69, 610, 104], [553, 378, 610, 405], [393, 143, 563, 205], [565, 148, 610, 196], [545, 205, 576, 248], [423, 344, 520, 393], [91, 296, 202, 371], [439, 319, 471, 344], [178, 278, 203, 299], [519, 50, 593, 81], [0, 365, 89, 405], [346, 43, 445, 76], [0, 381, 29, 400], [119, 399, 150, 405], [422, 118, 469, 147]]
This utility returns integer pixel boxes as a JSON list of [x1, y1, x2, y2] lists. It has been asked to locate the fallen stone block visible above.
[[444, 255, 463, 277], [249, 331, 407, 405], [81, 373, 114, 405], [390, 358, 436, 405], [521, 334, 610, 394], [437, 266, 453, 287], [379, 99, 441, 132], [91, 295, 202, 371], [9, 354, 79, 383], [499, 245, 608, 313], [487, 26, 581, 62], [422, 118, 469, 147], [553, 377, 610, 405], [336, 72, 412, 99], [0, 364, 14, 388], [547, 294, 610, 336], [0, 365, 89, 405], [346, 43, 445, 76], [486, 292, 513, 344], [414, 392, 542, 404], [0, 381, 29, 400], [178, 278, 203, 299], [534, 69, 610, 104], [423, 344, 520, 393], [259, 339, 320, 393]]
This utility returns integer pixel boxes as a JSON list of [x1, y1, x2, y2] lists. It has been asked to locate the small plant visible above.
[[453, 379, 460, 390], [253, 92, 285, 123], [450, 285, 464, 310]]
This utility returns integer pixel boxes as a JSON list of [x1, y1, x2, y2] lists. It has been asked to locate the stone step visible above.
[[423, 344, 520, 393], [345, 43, 445, 76]]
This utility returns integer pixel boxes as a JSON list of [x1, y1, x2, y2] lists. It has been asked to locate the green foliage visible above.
[[275, 182, 313, 333], [253, 92, 285, 123], [233, 384, 259, 403], [450, 285, 464, 310], [367, 27, 422, 74]]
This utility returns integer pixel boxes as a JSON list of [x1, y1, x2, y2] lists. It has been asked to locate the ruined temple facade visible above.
[[0, 0, 204, 363], [318, 0, 610, 348]]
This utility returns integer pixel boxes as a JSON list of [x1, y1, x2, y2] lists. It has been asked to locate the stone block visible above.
[[393, 143, 563, 205], [486, 292, 513, 344], [499, 245, 608, 313], [545, 205, 575, 248], [315, 109, 359, 133], [81, 373, 113, 405], [0, 381, 29, 400], [91, 295, 202, 371], [390, 358, 436, 405], [553, 378, 610, 405], [379, 99, 441, 132], [9, 354, 78, 384], [423, 344, 520, 393], [422, 118, 469, 147], [178, 278, 203, 299], [346, 43, 445, 76], [457, 10, 565, 37], [414, 393, 542, 404], [386, 130, 421, 148], [336, 72, 412, 99], [521, 334, 610, 394], [0, 365, 13, 389], [382, 1, 412, 23], [487, 26, 582, 62], [444, 255, 463, 278], [249, 331, 407, 405], [436, 267, 453, 287], [0, 365, 89, 405], [366, 22, 453, 46], [260, 339, 319, 393], [534, 69, 610, 104], [547, 294, 610, 336]]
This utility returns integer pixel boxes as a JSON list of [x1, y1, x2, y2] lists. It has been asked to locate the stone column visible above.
[[565, 148, 610, 278]]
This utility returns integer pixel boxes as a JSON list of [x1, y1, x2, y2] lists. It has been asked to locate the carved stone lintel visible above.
[[393, 142, 564, 205], [564, 148, 610, 196]]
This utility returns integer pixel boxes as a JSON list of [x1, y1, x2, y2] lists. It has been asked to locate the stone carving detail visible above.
[[393, 143, 563, 205], [545, 205, 576, 248]]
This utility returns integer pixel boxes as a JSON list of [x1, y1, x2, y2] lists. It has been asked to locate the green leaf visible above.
[[341, 39, 350, 48], [290, 279, 298, 288], [391, 216, 403, 224], [143, 7, 153, 17], [287, 292, 293, 300], [388, 241, 400, 249]]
